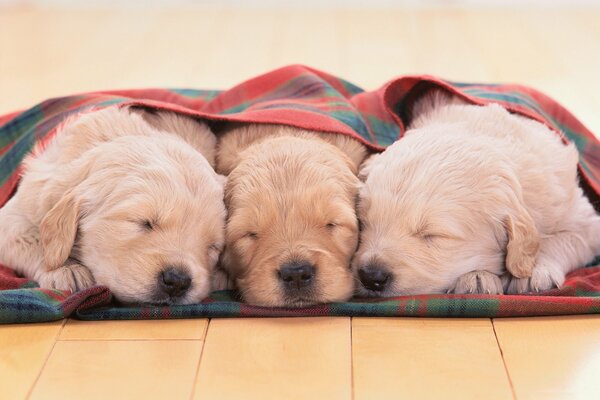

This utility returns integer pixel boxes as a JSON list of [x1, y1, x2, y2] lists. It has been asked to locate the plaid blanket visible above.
[[1, 64, 599, 323]]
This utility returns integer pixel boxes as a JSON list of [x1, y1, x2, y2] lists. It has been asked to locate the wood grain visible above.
[[193, 317, 352, 400], [494, 315, 600, 400], [352, 318, 513, 400], [0, 321, 65, 399], [60, 318, 209, 340], [30, 340, 204, 400]]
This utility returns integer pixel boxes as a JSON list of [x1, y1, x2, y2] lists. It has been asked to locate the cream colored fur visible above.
[[0, 106, 226, 304], [354, 92, 600, 296]]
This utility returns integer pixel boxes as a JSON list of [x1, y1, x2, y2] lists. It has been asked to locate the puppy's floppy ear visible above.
[[40, 191, 80, 271], [503, 205, 539, 279]]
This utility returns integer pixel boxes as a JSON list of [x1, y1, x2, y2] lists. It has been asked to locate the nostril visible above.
[[358, 265, 391, 292], [160, 266, 192, 297], [300, 270, 312, 282], [279, 261, 315, 290]]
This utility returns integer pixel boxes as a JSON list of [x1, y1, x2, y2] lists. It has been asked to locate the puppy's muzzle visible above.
[[358, 264, 391, 292], [158, 266, 192, 298], [278, 260, 315, 292]]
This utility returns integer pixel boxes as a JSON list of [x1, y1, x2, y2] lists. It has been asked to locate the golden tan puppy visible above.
[[217, 124, 367, 307], [0, 106, 226, 304], [354, 92, 600, 296]]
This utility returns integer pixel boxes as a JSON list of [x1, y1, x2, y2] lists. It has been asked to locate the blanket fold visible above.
[[1, 64, 599, 323]]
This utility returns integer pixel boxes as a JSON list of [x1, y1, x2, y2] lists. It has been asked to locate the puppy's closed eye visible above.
[[421, 233, 437, 242], [137, 219, 157, 231], [414, 223, 442, 240], [415, 232, 447, 250], [414, 221, 458, 242], [419, 232, 460, 245], [244, 232, 259, 240]]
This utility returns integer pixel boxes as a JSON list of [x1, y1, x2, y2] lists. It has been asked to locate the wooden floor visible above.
[[1, 316, 600, 399], [2, 4, 600, 399]]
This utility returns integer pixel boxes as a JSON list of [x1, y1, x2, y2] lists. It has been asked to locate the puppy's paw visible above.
[[530, 262, 565, 292], [505, 276, 531, 294], [505, 261, 565, 294], [450, 270, 504, 294], [37, 262, 95, 292]]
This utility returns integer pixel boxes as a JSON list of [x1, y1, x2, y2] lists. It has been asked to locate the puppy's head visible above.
[[353, 131, 538, 296], [222, 136, 359, 307], [41, 134, 226, 304]]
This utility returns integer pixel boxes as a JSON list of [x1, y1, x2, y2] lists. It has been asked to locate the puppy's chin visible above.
[[353, 269, 453, 298], [95, 268, 213, 306], [113, 288, 211, 306], [238, 268, 354, 308], [354, 282, 406, 299], [241, 290, 325, 308], [355, 286, 388, 299], [236, 277, 301, 308]]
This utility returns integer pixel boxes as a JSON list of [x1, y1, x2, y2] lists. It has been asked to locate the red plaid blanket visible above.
[[1, 65, 599, 323]]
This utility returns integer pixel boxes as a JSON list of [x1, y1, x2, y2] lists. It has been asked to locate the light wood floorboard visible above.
[[30, 339, 204, 400], [59, 318, 209, 340], [0, 321, 65, 400], [193, 317, 352, 400], [352, 318, 514, 400], [494, 316, 600, 400]]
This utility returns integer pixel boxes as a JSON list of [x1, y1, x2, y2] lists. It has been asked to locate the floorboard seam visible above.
[[188, 318, 211, 400], [350, 317, 355, 400], [25, 319, 67, 399], [491, 319, 518, 400]]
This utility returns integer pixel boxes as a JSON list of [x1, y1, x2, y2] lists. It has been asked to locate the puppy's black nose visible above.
[[279, 261, 315, 291], [359, 265, 390, 292], [159, 267, 191, 298]]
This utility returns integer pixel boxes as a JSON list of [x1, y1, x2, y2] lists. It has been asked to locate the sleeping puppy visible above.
[[0, 106, 226, 305], [217, 124, 367, 307], [353, 91, 600, 296]]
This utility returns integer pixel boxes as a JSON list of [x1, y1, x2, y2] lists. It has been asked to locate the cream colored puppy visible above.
[[217, 124, 367, 307], [0, 106, 226, 304], [354, 92, 600, 296]]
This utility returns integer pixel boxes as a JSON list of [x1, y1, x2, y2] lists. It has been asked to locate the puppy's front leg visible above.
[[36, 258, 95, 293], [506, 217, 600, 294], [0, 198, 93, 292], [506, 234, 589, 294], [0, 197, 46, 279], [450, 270, 504, 294]]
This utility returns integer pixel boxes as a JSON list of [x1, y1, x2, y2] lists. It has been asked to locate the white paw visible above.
[[506, 262, 565, 294], [37, 262, 95, 292], [450, 271, 504, 294]]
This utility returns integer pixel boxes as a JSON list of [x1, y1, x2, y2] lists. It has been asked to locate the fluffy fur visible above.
[[354, 91, 600, 296], [217, 124, 367, 307], [0, 106, 226, 304]]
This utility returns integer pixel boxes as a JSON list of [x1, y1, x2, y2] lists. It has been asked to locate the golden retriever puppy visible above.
[[0, 106, 226, 304], [353, 92, 600, 296], [217, 124, 367, 307]]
